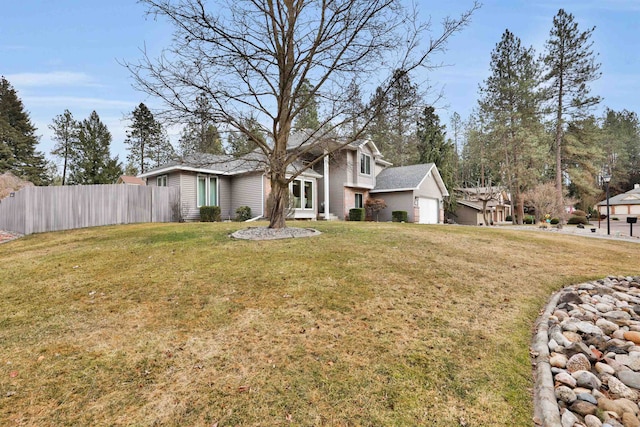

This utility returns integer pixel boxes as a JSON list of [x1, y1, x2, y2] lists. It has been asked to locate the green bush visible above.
[[567, 215, 589, 225], [235, 206, 252, 222], [550, 217, 560, 225], [392, 211, 408, 222], [349, 208, 365, 221], [505, 215, 512, 222], [200, 206, 221, 222], [524, 215, 535, 224]]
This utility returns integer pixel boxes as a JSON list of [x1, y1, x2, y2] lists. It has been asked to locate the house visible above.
[[138, 132, 449, 223], [116, 175, 146, 186], [451, 186, 511, 225], [597, 184, 640, 221]]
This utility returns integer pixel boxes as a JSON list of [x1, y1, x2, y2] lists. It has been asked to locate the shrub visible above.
[[235, 206, 252, 222], [524, 215, 535, 224], [550, 217, 559, 225], [567, 215, 589, 225], [505, 215, 512, 222], [349, 208, 365, 221], [572, 209, 587, 217], [200, 206, 221, 222], [612, 217, 620, 221], [392, 210, 408, 222]]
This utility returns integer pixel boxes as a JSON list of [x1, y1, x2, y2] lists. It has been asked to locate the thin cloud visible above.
[[5, 71, 102, 88], [23, 95, 135, 110]]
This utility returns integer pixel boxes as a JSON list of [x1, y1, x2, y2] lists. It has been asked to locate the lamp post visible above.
[[603, 173, 611, 236]]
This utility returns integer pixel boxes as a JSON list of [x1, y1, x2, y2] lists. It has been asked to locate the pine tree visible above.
[[49, 109, 78, 185], [0, 76, 49, 185], [479, 29, 545, 223], [68, 111, 122, 184], [178, 95, 224, 157], [543, 9, 602, 216], [125, 103, 173, 173], [416, 106, 456, 212], [601, 108, 640, 192], [384, 69, 422, 166], [293, 79, 320, 132], [227, 116, 264, 156], [342, 79, 366, 138]]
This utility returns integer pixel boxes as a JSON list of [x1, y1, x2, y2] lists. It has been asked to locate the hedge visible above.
[[392, 210, 408, 222], [200, 206, 221, 222], [349, 208, 365, 221]]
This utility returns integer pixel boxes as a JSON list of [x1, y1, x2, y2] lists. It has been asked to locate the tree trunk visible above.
[[555, 78, 564, 222]]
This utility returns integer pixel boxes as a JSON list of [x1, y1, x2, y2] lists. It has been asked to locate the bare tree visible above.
[[472, 179, 499, 226], [524, 181, 563, 223], [125, 0, 479, 228]]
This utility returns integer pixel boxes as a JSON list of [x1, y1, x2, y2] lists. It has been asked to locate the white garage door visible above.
[[417, 197, 438, 224]]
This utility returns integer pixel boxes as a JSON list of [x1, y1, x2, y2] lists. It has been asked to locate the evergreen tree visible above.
[[342, 79, 366, 138], [68, 111, 122, 184], [601, 108, 640, 192], [178, 95, 224, 156], [479, 29, 545, 223], [227, 115, 265, 156], [49, 109, 78, 185], [564, 116, 604, 211], [293, 79, 320, 132], [386, 69, 422, 166], [543, 9, 601, 215], [125, 103, 173, 173], [416, 106, 457, 212], [0, 76, 49, 185]]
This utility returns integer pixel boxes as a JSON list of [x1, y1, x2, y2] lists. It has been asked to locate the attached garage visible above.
[[370, 163, 448, 223]]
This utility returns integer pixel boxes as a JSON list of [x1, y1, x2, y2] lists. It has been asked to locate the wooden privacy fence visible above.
[[0, 184, 180, 235]]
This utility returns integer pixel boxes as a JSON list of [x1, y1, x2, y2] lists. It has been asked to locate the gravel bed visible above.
[[230, 226, 321, 240]]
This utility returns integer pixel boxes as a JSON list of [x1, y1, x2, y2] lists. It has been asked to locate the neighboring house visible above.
[[116, 175, 146, 186], [139, 132, 449, 223], [597, 184, 640, 221], [451, 186, 511, 225]]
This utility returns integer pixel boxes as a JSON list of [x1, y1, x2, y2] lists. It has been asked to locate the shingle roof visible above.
[[597, 186, 640, 206], [372, 163, 435, 191]]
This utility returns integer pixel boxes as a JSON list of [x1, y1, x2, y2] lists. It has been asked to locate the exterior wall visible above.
[[374, 191, 414, 222], [355, 146, 375, 189], [455, 205, 484, 226], [414, 171, 444, 200], [230, 172, 264, 219], [343, 187, 370, 219], [218, 176, 233, 220], [328, 151, 348, 219]]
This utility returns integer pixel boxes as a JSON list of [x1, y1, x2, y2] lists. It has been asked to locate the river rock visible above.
[[618, 371, 640, 390], [598, 318, 621, 334], [555, 385, 577, 404], [606, 375, 638, 400], [567, 353, 592, 373], [622, 412, 640, 427], [572, 370, 602, 389], [555, 372, 578, 388], [561, 408, 579, 427], [585, 414, 603, 427], [577, 393, 598, 405], [596, 361, 616, 375], [576, 321, 605, 335], [624, 331, 640, 345], [551, 353, 568, 368], [570, 399, 597, 416]]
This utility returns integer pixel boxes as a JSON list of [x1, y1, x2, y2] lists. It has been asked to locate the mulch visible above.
[[0, 230, 23, 244]]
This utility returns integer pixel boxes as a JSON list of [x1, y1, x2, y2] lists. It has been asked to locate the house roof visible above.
[[597, 185, 640, 206], [138, 151, 322, 179], [116, 175, 146, 185], [370, 163, 449, 196]]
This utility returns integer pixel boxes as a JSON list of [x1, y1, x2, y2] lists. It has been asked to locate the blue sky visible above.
[[2, 0, 639, 170]]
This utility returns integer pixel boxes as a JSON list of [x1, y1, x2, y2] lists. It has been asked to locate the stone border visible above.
[[532, 290, 564, 426]]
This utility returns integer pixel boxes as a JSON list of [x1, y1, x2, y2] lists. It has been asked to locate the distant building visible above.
[[116, 175, 146, 186]]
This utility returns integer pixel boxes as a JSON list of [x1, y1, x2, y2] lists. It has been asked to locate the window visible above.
[[290, 178, 313, 210], [360, 153, 371, 175], [355, 193, 363, 209], [197, 175, 218, 207], [156, 175, 167, 187]]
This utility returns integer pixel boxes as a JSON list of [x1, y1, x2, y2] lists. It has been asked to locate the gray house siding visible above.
[[355, 147, 376, 189], [230, 172, 265, 219], [375, 191, 414, 222], [329, 151, 348, 219], [218, 176, 233, 220]]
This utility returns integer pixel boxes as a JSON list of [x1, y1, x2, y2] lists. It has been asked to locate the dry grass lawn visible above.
[[1, 222, 639, 426]]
